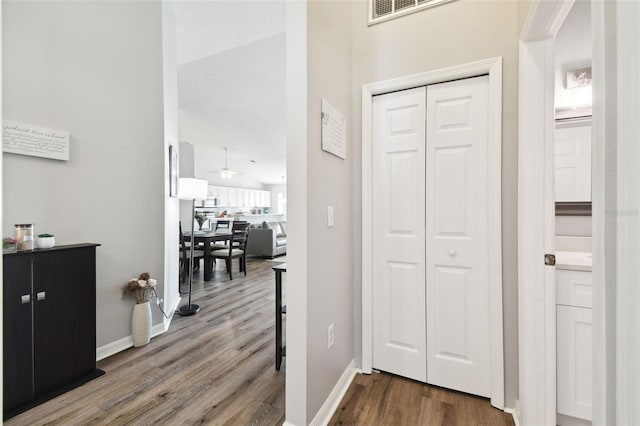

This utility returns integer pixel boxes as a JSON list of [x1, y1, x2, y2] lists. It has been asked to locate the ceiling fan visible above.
[[218, 147, 238, 179]]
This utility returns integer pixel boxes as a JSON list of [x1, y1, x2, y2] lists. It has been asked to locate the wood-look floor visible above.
[[6, 257, 286, 426], [10, 257, 513, 426], [329, 372, 514, 426]]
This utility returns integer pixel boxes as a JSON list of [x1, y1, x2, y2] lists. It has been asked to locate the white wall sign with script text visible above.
[[3, 120, 70, 161], [321, 99, 346, 160]]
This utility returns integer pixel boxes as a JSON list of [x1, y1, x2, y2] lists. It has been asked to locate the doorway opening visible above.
[[166, 0, 288, 423], [517, 0, 598, 424]]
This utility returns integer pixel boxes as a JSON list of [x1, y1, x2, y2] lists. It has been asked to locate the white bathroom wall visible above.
[[556, 216, 592, 237], [554, 0, 592, 112]]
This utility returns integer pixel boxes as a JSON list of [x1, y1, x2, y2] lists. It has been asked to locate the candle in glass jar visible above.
[[15, 224, 35, 251]]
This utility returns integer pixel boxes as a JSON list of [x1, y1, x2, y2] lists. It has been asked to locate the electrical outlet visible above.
[[328, 323, 335, 349]]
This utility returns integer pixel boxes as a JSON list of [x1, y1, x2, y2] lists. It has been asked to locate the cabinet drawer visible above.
[[556, 270, 592, 308]]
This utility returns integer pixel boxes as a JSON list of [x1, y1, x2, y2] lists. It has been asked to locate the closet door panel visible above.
[[372, 86, 427, 382], [426, 76, 491, 397]]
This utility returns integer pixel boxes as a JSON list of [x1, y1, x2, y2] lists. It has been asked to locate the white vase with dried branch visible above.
[[123, 273, 157, 347]]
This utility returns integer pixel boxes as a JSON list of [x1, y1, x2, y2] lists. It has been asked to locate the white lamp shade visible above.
[[178, 178, 208, 200]]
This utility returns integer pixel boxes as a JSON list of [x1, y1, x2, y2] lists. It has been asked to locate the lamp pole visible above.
[[177, 178, 207, 316], [177, 196, 200, 316]]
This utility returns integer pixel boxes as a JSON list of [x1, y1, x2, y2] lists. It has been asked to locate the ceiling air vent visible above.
[[395, 0, 415, 11], [369, 0, 456, 25], [373, 0, 392, 18]]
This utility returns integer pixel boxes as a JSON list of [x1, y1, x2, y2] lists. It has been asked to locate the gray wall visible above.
[[179, 141, 196, 229], [3, 0, 169, 346], [0, 0, 4, 408], [285, 0, 309, 422], [286, 0, 354, 423], [179, 142, 195, 178], [162, 3, 182, 326], [351, 0, 521, 407], [519, 0, 533, 32], [306, 0, 354, 421]]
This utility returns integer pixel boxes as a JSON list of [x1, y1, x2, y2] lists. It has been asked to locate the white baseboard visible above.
[[96, 323, 166, 361], [151, 322, 168, 338], [504, 399, 520, 426], [163, 296, 181, 329], [309, 359, 359, 426], [96, 297, 180, 361], [96, 334, 134, 362]]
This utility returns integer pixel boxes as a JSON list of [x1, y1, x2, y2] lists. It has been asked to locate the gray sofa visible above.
[[246, 223, 287, 258]]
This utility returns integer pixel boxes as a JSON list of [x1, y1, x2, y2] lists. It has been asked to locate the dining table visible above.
[[183, 230, 232, 281]]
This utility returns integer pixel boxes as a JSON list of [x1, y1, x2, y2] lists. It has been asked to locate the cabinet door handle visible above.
[[36, 291, 46, 301], [21, 294, 31, 304]]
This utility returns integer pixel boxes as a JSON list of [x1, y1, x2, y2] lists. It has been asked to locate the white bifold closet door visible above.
[[425, 76, 490, 397], [372, 86, 427, 382], [372, 75, 491, 398]]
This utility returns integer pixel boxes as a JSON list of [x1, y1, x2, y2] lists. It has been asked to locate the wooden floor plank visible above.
[[328, 372, 514, 426]]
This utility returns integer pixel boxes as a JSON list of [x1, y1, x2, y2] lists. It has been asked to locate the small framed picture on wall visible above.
[[169, 144, 178, 197]]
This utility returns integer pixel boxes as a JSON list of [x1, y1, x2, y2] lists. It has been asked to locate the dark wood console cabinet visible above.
[[3, 243, 104, 419]]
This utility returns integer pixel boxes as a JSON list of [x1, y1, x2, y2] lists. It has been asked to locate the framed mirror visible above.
[[554, 116, 592, 216]]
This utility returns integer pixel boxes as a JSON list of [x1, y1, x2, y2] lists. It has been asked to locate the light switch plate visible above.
[[328, 206, 334, 227]]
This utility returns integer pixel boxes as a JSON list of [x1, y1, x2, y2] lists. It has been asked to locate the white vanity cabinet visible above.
[[556, 267, 593, 424]]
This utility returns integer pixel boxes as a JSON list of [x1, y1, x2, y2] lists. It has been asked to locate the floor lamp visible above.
[[177, 177, 208, 316]]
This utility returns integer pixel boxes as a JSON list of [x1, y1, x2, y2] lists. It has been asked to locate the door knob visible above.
[[448, 249, 457, 256], [21, 294, 31, 304], [36, 291, 46, 301]]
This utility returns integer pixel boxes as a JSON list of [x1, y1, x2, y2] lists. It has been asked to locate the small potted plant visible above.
[[3, 237, 17, 253], [194, 213, 207, 231], [36, 233, 56, 249]]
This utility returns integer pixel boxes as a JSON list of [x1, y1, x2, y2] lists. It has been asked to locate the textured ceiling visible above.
[[172, 0, 286, 186], [172, 1, 285, 65]]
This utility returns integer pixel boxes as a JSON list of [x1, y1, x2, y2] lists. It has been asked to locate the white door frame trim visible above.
[[361, 57, 505, 409], [612, 2, 640, 423], [517, 1, 574, 425], [590, 2, 612, 423]]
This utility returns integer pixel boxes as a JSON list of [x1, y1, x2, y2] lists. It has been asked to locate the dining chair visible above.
[[179, 221, 204, 285], [215, 219, 231, 231], [210, 219, 232, 251], [211, 221, 251, 280]]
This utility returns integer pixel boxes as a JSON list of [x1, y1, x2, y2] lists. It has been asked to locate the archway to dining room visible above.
[[162, 1, 289, 423]]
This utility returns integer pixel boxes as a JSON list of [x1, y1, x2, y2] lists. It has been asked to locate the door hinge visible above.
[[545, 253, 556, 266]]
